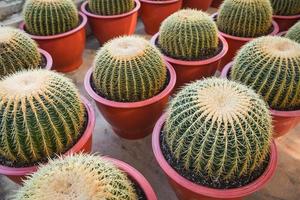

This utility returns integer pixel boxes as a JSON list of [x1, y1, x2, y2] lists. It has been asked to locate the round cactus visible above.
[[14, 154, 138, 200], [0, 69, 86, 166], [286, 21, 300, 44], [23, 0, 79, 36], [163, 78, 272, 187], [158, 9, 219, 60], [88, 0, 135, 15], [0, 27, 41, 77], [270, 0, 300, 16], [92, 35, 167, 102], [217, 0, 273, 37], [230, 36, 300, 111]]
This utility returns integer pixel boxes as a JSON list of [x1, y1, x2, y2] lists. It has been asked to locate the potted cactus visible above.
[[85, 35, 176, 139], [0, 27, 52, 77], [151, 9, 228, 90], [152, 78, 278, 200], [0, 69, 95, 184], [213, 0, 279, 71], [285, 21, 300, 43], [20, 0, 87, 72], [81, 0, 140, 45], [221, 36, 300, 138], [182, 0, 213, 11], [271, 0, 300, 31]]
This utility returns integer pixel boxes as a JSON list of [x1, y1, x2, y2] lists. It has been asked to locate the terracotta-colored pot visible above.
[[211, 13, 280, 71], [152, 114, 278, 200], [38, 48, 53, 70], [273, 13, 300, 32], [183, 0, 213, 11], [151, 33, 228, 91], [84, 62, 176, 140], [105, 157, 157, 199], [211, 0, 223, 8], [139, 0, 182, 35], [20, 13, 87, 73], [81, 0, 140, 45], [0, 96, 96, 184], [221, 62, 300, 138]]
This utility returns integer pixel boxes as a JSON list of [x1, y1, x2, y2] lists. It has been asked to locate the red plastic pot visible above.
[[211, 0, 223, 8], [221, 62, 300, 138], [81, 0, 140, 45], [84, 62, 176, 140], [139, 0, 182, 35], [151, 33, 228, 91], [273, 13, 300, 32], [152, 114, 278, 200], [38, 48, 53, 70], [20, 13, 87, 73], [182, 0, 213, 11], [0, 96, 96, 184]]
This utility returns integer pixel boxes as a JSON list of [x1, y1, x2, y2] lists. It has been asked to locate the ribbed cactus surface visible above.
[[0, 27, 41, 77], [158, 9, 219, 60], [92, 36, 167, 102], [164, 78, 272, 185], [270, 0, 300, 15], [23, 0, 79, 36], [286, 21, 300, 44], [217, 0, 273, 37], [15, 154, 138, 200], [230, 36, 300, 111], [0, 70, 85, 166], [88, 0, 135, 15]]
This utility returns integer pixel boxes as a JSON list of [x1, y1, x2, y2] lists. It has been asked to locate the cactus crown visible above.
[[230, 36, 300, 111], [270, 0, 300, 16], [15, 154, 138, 200], [163, 78, 272, 187], [217, 0, 273, 37], [88, 0, 135, 15], [158, 9, 219, 60], [23, 0, 79, 36], [0, 27, 41, 77], [286, 21, 300, 44], [92, 35, 167, 102], [0, 69, 86, 166]]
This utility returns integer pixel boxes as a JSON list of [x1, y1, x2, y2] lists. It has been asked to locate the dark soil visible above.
[[132, 179, 147, 200], [39, 53, 47, 68]]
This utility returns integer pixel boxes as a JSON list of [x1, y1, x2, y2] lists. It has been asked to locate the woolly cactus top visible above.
[[15, 154, 138, 200], [88, 0, 135, 15], [270, 0, 300, 16], [286, 21, 300, 44]]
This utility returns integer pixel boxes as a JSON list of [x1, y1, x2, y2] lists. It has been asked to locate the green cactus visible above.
[[92, 35, 167, 102], [15, 154, 138, 200], [0, 69, 86, 166], [88, 0, 135, 15], [270, 0, 300, 16], [158, 9, 219, 60], [23, 0, 79, 36], [286, 21, 300, 44], [163, 78, 272, 186], [217, 0, 273, 37], [0, 27, 41, 77], [230, 36, 300, 111]]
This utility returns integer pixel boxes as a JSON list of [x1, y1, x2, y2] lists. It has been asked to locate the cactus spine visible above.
[[92, 35, 167, 102], [286, 21, 300, 44], [88, 0, 135, 15], [270, 0, 300, 16]]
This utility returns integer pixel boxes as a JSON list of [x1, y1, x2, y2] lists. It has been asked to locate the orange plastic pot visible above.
[[19, 13, 87, 73], [211, 0, 223, 8], [273, 13, 300, 32], [139, 0, 182, 35], [182, 0, 213, 11], [81, 0, 140, 45]]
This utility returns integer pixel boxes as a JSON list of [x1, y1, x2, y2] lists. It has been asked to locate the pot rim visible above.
[[38, 48, 53, 70], [273, 13, 300, 20], [19, 12, 87, 40], [277, 31, 287, 36], [152, 113, 278, 199], [150, 33, 228, 66], [139, 0, 180, 4], [84, 61, 176, 108], [81, 0, 140, 19], [0, 96, 95, 176]]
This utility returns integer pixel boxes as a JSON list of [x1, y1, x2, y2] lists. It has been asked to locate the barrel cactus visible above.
[[0, 27, 41, 77], [88, 0, 135, 15], [15, 154, 138, 200], [286, 21, 300, 44], [92, 35, 167, 102], [23, 0, 79, 36], [270, 0, 300, 16], [217, 0, 273, 37], [230, 36, 300, 111], [163, 78, 272, 188], [158, 9, 219, 60], [0, 69, 86, 166]]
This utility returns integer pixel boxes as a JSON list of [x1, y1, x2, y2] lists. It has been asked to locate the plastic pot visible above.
[[0, 96, 96, 184], [221, 62, 300, 138], [81, 0, 140, 45], [273, 13, 300, 32], [182, 0, 213, 11], [151, 33, 228, 91], [277, 31, 287, 37], [140, 0, 182, 35], [152, 114, 278, 200], [38, 48, 53, 70], [84, 62, 176, 140], [20, 13, 87, 73], [211, 0, 223, 8]]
